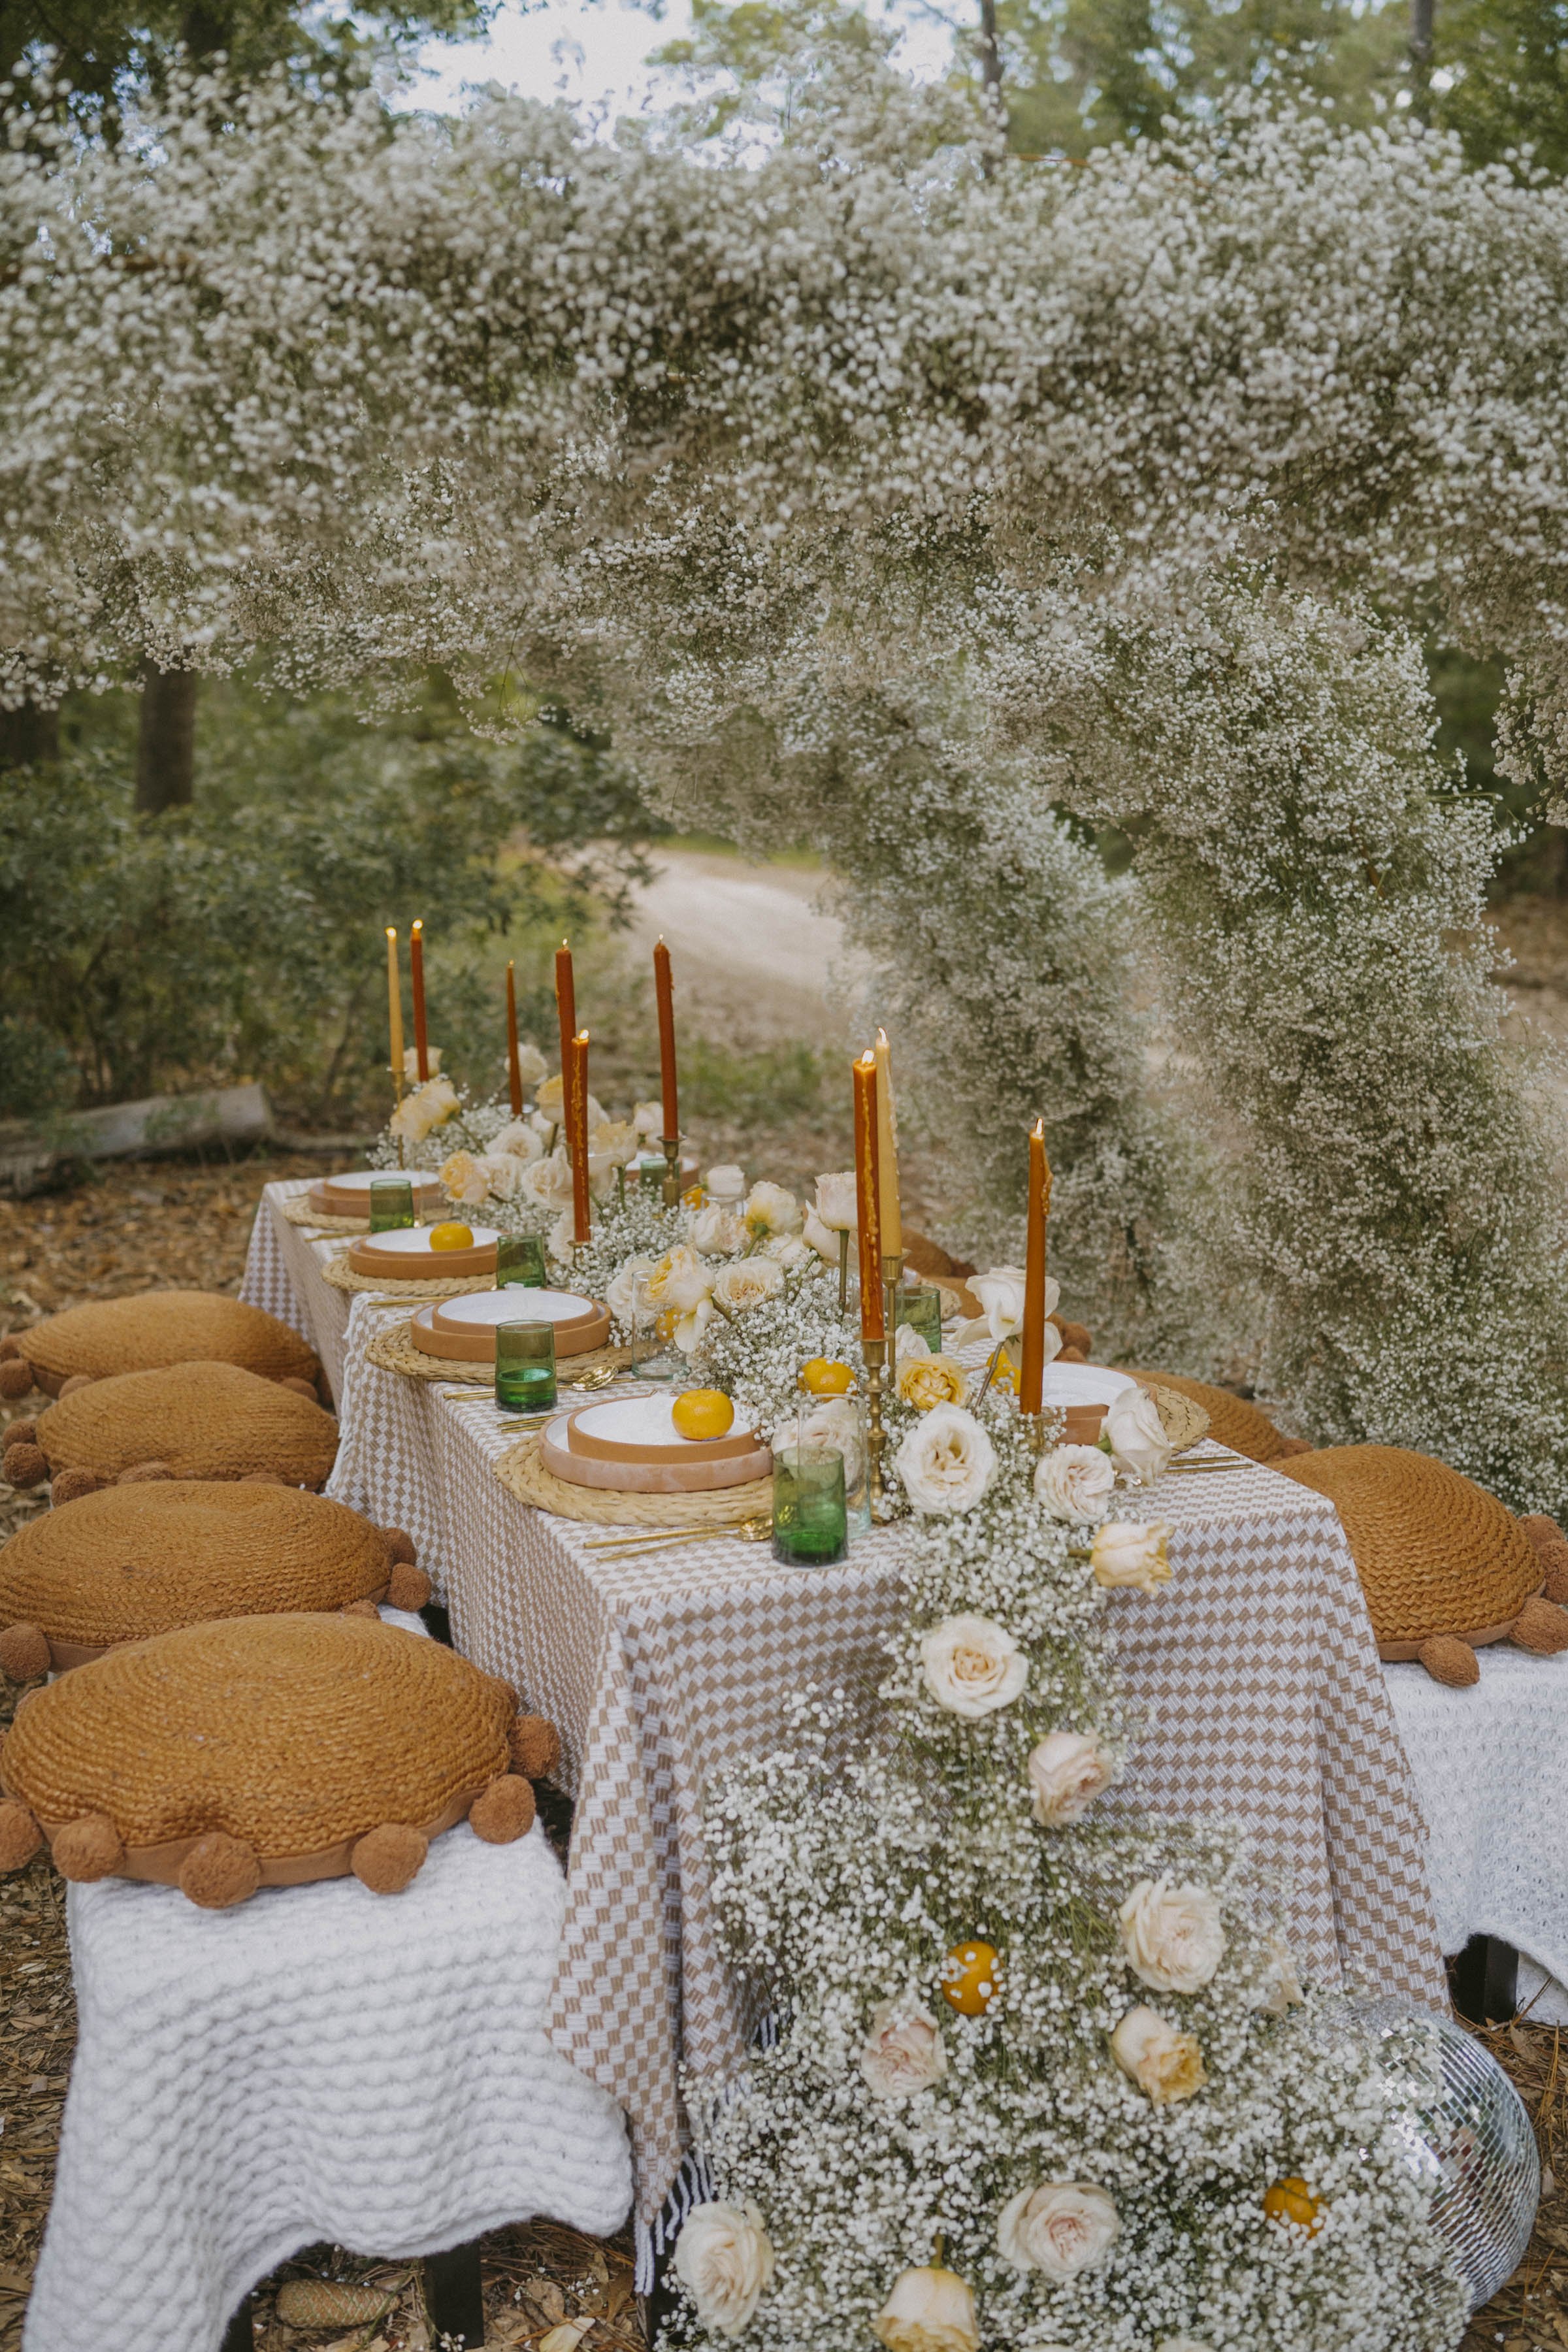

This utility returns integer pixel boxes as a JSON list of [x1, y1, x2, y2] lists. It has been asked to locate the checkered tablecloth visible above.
[[242, 1184, 1447, 2244], [239, 1177, 358, 1403]]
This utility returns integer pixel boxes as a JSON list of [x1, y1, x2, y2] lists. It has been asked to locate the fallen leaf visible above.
[[525, 2284, 566, 2327], [0, 2275, 29, 2297], [539, 2325, 593, 2352]]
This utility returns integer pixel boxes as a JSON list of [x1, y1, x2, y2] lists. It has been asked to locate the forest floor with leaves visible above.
[[6, 876, 1568, 2348]]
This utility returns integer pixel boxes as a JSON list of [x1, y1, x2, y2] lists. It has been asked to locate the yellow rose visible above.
[[898, 1352, 968, 1412]]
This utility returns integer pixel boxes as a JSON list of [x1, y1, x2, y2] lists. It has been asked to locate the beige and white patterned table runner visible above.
[[244, 1187, 1447, 2234]]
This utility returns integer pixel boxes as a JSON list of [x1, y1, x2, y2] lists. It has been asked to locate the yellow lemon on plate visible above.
[[1262, 2178, 1324, 2235], [427, 1221, 474, 1252], [939, 1940, 1001, 2016], [799, 1357, 855, 1397], [672, 1388, 735, 1442]]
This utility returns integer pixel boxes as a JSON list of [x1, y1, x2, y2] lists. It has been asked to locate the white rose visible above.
[[672, 1298, 715, 1354], [514, 1040, 547, 1089], [813, 1171, 859, 1231], [895, 1404, 996, 1515], [689, 1203, 748, 1256], [919, 1612, 1027, 1718], [401, 1045, 442, 1079], [1119, 1874, 1227, 1993], [858, 1999, 947, 2099], [802, 1207, 841, 1264], [606, 1254, 657, 1331], [1034, 1442, 1116, 1524], [548, 1207, 579, 1262], [474, 1152, 523, 1200], [1027, 1729, 1115, 1825], [1109, 2004, 1207, 2104], [745, 1180, 800, 1235], [534, 1075, 606, 1130], [523, 1150, 576, 1211], [894, 1323, 930, 1363], [633, 1100, 663, 1139], [591, 1118, 638, 1162], [1103, 1384, 1175, 1484], [712, 1257, 786, 1315], [996, 2181, 1119, 2280], [646, 1245, 715, 1313], [491, 1119, 544, 1164], [798, 1396, 865, 1489], [1090, 1522, 1171, 1593], [673, 2200, 775, 2339], [872, 2266, 978, 2352], [706, 1163, 746, 1203], [969, 1266, 1061, 1344], [586, 1145, 625, 1201], [762, 1233, 813, 1269]]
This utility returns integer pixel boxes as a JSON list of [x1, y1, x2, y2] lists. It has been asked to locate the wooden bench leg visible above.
[[1452, 1933, 1519, 2025], [219, 2291, 255, 2351], [424, 2239, 485, 2347]]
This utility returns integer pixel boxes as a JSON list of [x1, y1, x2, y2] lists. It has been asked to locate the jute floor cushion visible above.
[[0, 1362, 339, 1497], [0, 1612, 562, 1906], [0, 1291, 321, 1402], [0, 1482, 431, 1680], [1275, 1443, 1568, 1685], [1115, 1369, 1310, 1465]]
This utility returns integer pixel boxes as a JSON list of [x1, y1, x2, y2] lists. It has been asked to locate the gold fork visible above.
[[581, 1516, 773, 1557]]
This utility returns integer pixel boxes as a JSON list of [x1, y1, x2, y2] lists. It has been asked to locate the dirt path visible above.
[[623, 848, 860, 1050]]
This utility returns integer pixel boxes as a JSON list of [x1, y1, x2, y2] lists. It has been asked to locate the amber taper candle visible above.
[[1019, 1118, 1053, 1415], [654, 938, 679, 1142], [385, 927, 404, 1096], [410, 918, 429, 1081], [853, 1049, 884, 1343], [555, 939, 576, 1093], [506, 960, 523, 1116], [873, 1026, 902, 1258], [570, 1028, 592, 1245]]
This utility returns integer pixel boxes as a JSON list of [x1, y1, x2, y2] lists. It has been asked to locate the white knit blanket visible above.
[[25, 1821, 633, 2352]]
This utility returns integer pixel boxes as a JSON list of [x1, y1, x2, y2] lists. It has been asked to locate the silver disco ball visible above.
[[1356, 1997, 1539, 2307]]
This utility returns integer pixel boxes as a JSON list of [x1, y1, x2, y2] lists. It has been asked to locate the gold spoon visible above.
[[581, 1516, 773, 1557]]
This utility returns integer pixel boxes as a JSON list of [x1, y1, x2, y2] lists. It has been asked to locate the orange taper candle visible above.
[[1019, 1118, 1053, 1415], [506, 960, 523, 1116], [410, 919, 429, 1081], [653, 938, 679, 1142], [874, 1026, 902, 1258], [570, 1028, 592, 1245], [555, 940, 576, 1096], [385, 928, 404, 1094], [853, 1049, 884, 1343]]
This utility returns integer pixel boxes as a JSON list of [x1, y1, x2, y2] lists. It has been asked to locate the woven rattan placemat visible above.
[[495, 1432, 774, 1527], [321, 1255, 493, 1303], [367, 1324, 632, 1386], [278, 1198, 370, 1237]]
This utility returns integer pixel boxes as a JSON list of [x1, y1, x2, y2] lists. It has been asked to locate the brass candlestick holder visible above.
[[862, 1335, 888, 1509], [882, 1250, 904, 1357], [1019, 1408, 1049, 1457], [661, 1136, 682, 1208]]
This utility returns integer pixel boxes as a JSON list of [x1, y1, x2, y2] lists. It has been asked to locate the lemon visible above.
[[939, 1940, 1001, 2016], [799, 1357, 855, 1397], [427, 1220, 474, 1252], [1262, 2178, 1324, 2236], [672, 1388, 735, 1442]]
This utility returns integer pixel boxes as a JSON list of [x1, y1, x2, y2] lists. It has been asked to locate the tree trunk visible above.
[[135, 662, 197, 814], [977, 0, 1005, 108], [1410, 0, 1435, 118], [0, 700, 59, 768]]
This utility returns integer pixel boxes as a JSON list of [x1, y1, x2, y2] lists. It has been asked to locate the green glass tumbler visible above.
[[496, 1233, 547, 1288], [495, 1320, 557, 1413], [772, 1445, 847, 1567], [894, 1279, 944, 1355], [368, 1175, 415, 1233]]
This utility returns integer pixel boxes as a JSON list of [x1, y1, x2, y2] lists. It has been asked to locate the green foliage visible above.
[[1435, 0, 1568, 171], [681, 1037, 830, 1128], [0, 678, 654, 1123]]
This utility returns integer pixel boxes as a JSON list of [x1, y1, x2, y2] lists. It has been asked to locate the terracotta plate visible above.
[[308, 1169, 446, 1218], [346, 1224, 500, 1281], [1041, 1362, 1137, 1448], [413, 1290, 611, 1362], [540, 1393, 773, 1494]]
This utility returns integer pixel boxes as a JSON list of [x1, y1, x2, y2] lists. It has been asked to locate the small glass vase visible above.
[[794, 1396, 871, 1541], [495, 1320, 557, 1413], [634, 1153, 668, 1197], [772, 1445, 848, 1567], [894, 1279, 944, 1355], [496, 1233, 547, 1289], [368, 1175, 415, 1233]]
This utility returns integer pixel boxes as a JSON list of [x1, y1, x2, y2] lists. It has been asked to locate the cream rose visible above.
[[1104, 1384, 1175, 1484], [802, 1207, 840, 1264], [522, 1150, 576, 1211], [440, 1149, 484, 1205], [605, 1254, 657, 1331], [1110, 2004, 1207, 2103], [1027, 1729, 1115, 1826], [712, 1257, 786, 1315], [1034, 1443, 1116, 1524], [514, 1039, 547, 1089], [491, 1119, 544, 1164], [534, 1073, 606, 1129], [858, 1999, 947, 2099], [813, 1171, 859, 1232], [996, 2181, 1119, 2280], [1119, 1874, 1226, 1993], [971, 1266, 1061, 1343], [673, 1298, 715, 1354], [1090, 1522, 1171, 1593], [689, 1203, 747, 1256], [762, 1233, 813, 1269], [706, 1163, 746, 1203], [899, 1352, 969, 1413], [744, 1180, 800, 1236], [401, 1045, 442, 1080], [895, 1405, 996, 1515], [672, 2200, 775, 2338], [633, 1100, 663, 1140], [872, 2266, 978, 2352], [476, 1152, 523, 1200], [920, 1612, 1027, 1718], [389, 1074, 459, 1144], [647, 1245, 715, 1314], [798, 1396, 866, 1489]]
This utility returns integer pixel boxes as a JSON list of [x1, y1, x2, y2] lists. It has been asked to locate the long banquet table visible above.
[[242, 1181, 1451, 2250]]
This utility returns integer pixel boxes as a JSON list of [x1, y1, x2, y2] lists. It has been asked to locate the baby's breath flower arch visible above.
[[5, 67, 1568, 1492]]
